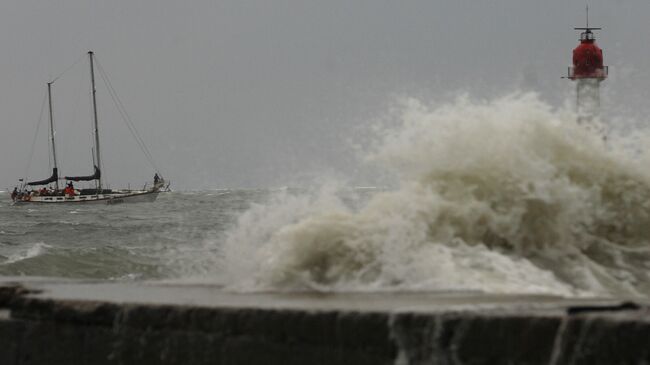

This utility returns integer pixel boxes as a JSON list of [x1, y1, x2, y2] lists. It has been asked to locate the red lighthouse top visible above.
[[567, 8, 608, 80]]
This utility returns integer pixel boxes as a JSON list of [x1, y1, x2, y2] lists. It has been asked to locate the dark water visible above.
[[0, 190, 268, 281]]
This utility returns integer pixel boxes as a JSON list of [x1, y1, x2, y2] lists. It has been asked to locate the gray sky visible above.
[[2, 0, 649, 190]]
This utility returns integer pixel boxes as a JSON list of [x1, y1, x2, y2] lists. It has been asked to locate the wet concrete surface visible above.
[[0, 277, 649, 364]]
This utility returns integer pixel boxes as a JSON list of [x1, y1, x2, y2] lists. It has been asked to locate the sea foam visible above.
[[2, 242, 50, 265], [216, 93, 650, 297]]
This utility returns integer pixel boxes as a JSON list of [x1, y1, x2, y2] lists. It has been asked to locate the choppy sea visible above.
[[0, 190, 268, 281]]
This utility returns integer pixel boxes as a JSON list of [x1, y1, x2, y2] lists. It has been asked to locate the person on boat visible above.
[[11, 187, 17, 201], [64, 182, 75, 197], [154, 173, 160, 185]]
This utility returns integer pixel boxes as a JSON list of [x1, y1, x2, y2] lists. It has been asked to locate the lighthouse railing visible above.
[[567, 66, 608, 80]]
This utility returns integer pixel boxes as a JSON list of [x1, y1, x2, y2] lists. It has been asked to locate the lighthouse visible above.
[[566, 8, 608, 125]]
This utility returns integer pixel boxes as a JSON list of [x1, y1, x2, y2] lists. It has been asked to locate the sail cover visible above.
[[64, 166, 101, 182], [27, 168, 59, 186]]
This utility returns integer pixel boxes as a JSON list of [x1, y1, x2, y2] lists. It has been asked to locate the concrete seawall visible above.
[[0, 278, 648, 364]]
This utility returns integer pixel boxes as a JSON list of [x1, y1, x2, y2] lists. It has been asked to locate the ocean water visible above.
[[3, 93, 650, 298], [0, 190, 271, 280]]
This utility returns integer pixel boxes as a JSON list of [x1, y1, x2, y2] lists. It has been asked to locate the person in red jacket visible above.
[[64, 182, 75, 197]]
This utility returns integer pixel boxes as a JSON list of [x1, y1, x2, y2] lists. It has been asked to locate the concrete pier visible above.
[[0, 277, 648, 365]]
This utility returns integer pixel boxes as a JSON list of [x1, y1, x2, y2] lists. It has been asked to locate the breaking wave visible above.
[[217, 93, 650, 297], [2, 242, 50, 265]]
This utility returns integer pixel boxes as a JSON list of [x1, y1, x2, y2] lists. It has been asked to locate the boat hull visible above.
[[12, 190, 161, 205]]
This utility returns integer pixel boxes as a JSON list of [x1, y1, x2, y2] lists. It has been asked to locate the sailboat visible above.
[[11, 51, 168, 205]]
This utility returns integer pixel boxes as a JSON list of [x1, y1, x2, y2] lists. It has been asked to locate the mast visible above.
[[47, 82, 59, 191], [88, 51, 102, 190]]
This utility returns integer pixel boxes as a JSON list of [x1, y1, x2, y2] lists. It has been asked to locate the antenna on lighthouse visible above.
[[574, 4, 601, 36]]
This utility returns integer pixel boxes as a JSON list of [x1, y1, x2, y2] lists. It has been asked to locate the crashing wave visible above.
[[217, 93, 650, 297]]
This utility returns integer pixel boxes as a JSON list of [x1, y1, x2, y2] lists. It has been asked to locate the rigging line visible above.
[[50, 53, 86, 84], [94, 58, 162, 175], [96, 62, 157, 172], [23, 90, 49, 182], [93, 60, 150, 155], [47, 124, 52, 170], [94, 60, 148, 158], [94, 59, 158, 170]]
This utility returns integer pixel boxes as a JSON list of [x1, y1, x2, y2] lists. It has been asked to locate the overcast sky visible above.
[[2, 0, 649, 190]]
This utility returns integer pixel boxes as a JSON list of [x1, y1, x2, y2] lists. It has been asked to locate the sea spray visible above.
[[1, 242, 50, 265], [218, 93, 650, 296]]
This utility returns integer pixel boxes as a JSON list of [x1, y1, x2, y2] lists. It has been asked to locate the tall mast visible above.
[[47, 82, 59, 191], [88, 51, 102, 190]]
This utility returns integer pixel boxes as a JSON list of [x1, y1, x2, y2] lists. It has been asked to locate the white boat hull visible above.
[[13, 190, 161, 205]]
